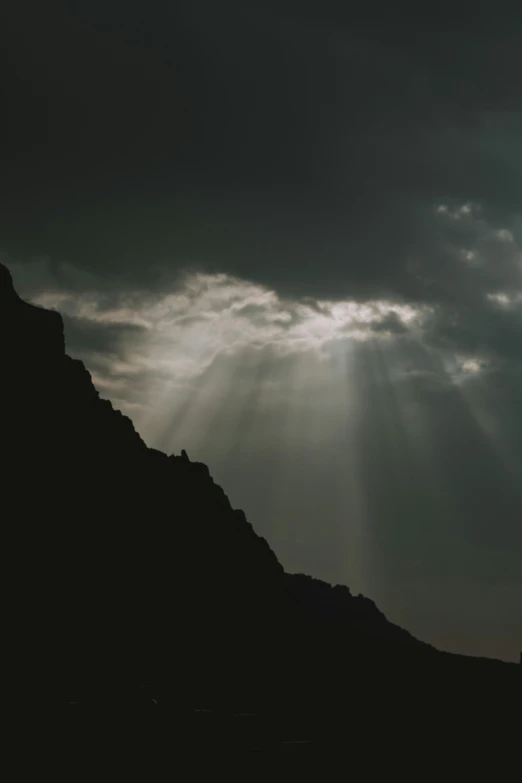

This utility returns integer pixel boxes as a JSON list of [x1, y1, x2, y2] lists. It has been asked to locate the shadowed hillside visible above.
[[1, 261, 519, 770], [285, 573, 430, 646]]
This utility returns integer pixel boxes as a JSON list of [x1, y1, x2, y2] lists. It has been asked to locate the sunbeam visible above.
[[6, 252, 522, 662]]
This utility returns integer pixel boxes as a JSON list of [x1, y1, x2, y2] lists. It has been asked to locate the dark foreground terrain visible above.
[[1, 261, 519, 775]]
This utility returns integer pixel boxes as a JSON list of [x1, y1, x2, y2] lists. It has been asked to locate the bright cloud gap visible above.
[[33, 272, 432, 369]]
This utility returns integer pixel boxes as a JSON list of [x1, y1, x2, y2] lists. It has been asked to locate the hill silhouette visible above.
[[1, 261, 519, 771], [284, 573, 429, 646]]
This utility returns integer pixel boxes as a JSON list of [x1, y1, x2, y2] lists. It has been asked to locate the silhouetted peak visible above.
[[0, 261, 16, 300], [285, 572, 428, 647], [1, 261, 65, 362], [2, 264, 289, 684]]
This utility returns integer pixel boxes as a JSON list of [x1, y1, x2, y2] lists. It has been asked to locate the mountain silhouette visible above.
[[1, 261, 519, 770], [284, 573, 429, 646]]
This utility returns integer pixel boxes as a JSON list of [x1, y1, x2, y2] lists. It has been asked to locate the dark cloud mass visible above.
[[4, 1, 522, 297], [2, 1, 521, 660]]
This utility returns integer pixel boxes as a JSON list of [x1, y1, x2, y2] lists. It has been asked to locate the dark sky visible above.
[[3, 1, 522, 660]]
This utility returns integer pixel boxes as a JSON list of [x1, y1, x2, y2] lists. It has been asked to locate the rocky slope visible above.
[[1, 261, 518, 736], [285, 573, 428, 646]]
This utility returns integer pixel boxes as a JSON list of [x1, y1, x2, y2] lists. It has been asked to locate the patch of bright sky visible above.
[[31, 272, 432, 371], [486, 291, 522, 308]]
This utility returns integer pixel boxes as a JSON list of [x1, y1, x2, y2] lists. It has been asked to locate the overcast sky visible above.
[[3, 1, 522, 661]]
